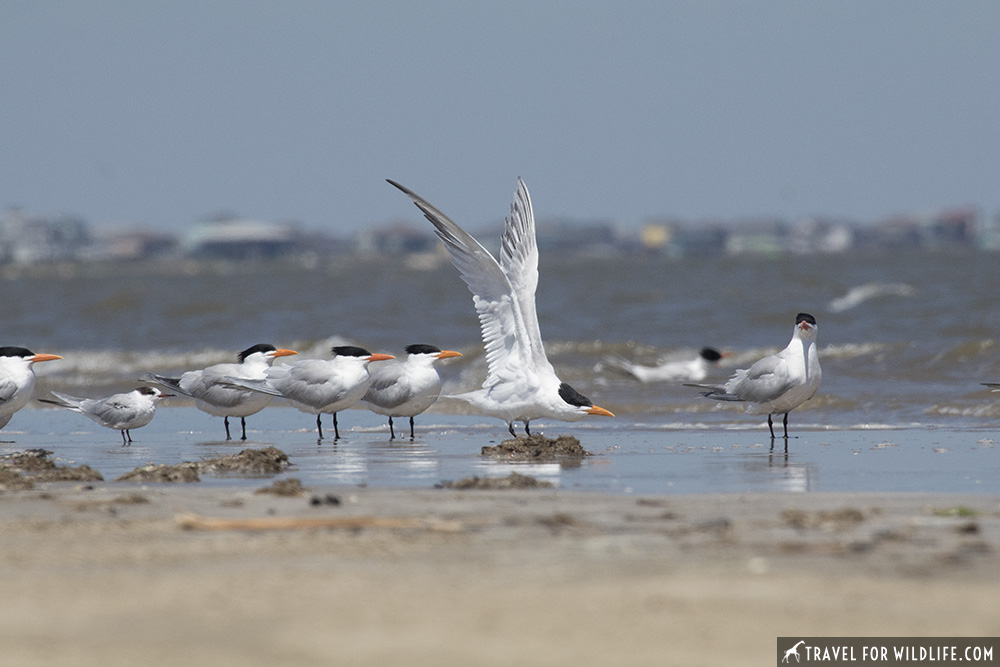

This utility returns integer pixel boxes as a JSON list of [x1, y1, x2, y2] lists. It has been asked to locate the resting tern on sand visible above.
[[225, 345, 395, 440], [363, 344, 463, 439], [142, 343, 297, 440], [0, 347, 63, 430], [602, 347, 725, 383], [387, 177, 614, 437], [39, 387, 173, 445], [686, 313, 821, 438]]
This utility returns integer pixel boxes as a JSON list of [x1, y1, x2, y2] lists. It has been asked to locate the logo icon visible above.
[[782, 640, 806, 663]]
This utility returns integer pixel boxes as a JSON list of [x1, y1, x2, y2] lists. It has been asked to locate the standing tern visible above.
[[226, 345, 395, 440], [363, 344, 463, 439], [0, 347, 63, 431], [142, 343, 297, 440], [686, 313, 821, 438], [602, 347, 725, 383], [39, 386, 173, 445], [388, 177, 614, 437]]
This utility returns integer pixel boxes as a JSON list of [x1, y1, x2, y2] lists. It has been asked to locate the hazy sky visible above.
[[2, 1, 998, 233]]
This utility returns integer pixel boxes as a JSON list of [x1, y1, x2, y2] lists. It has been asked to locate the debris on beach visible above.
[[439, 472, 555, 490], [115, 462, 202, 483], [115, 447, 291, 483], [481, 434, 591, 465], [176, 513, 463, 533], [781, 507, 866, 531], [0, 449, 104, 490], [256, 478, 307, 497], [202, 446, 290, 476]]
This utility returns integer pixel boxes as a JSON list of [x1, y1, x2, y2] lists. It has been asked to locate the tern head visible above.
[[404, 344, 463, 362], [0, 346, 63, 365], [699, 348, 724, 363], [238, 343, 298, 363], [558, 382, 615, 418], [795, 313, 818, 340], [138, 386, 174, 399], [332, 345, 395, 364]]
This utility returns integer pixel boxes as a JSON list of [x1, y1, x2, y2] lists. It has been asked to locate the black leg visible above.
[[121, 430, 128, 446], [409, 416, 415, 440], [508, 422, 517, 438], [224, 416, 232, 440], [783, 412, 789, 439], [767, 414, 776, 439], [316, 414, 324, 439], [240, 417, 248, 441], [525, 421, 532, 436], [333, 413, 340, 439], [389, 417, 396, 440]]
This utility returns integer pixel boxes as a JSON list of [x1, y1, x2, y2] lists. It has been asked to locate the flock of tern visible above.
[[3, 178, 836, 445]]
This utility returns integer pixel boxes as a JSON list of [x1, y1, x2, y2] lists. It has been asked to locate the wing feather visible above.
[[499, 177, 549, 371], [387, 179, 544, 389]]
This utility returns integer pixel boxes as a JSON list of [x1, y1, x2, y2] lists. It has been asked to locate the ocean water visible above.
[[4, 249, 1000, 493]]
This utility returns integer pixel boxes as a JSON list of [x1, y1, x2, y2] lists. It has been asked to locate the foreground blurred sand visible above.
[[1, 482, 998, 666]]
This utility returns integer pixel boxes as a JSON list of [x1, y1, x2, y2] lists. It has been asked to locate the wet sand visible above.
[[1, 477, 998, 666]]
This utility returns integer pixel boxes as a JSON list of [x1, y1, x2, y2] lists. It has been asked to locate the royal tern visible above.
[[39, 387, 173, 445], [388, 177, 614, 437], [0, 347, 63, 430], [363, 344, 463, 439], [142, 343, 297, 440], [687, 313, 821, 438], [602, 347, 724, 383], [226, 345, 395, 440]]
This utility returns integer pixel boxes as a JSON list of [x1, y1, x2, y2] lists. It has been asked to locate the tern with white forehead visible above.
[[363, 344, 463, 439], [40, 386, 173, 445], [0, 346, 63, 431], [226, 345, 395, 440], [687, 313, 821, 438], [143, 343, 297, 440], [388, 178, 614, 437]]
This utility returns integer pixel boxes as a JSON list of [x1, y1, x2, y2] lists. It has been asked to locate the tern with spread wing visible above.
[[687, 313, 821, 438], [388, 177, 614, 437], [363, 344, 462, 439], [40, 386, 173, 445], [0, 346, 63, 431], [226, 345, 395, 440], [602, 347, 725, 383], [142, 343, 297, 440]]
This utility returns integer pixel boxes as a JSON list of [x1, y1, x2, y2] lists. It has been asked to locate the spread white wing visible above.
[[499, 178, 550, 374], [387, 179, 553, 391]]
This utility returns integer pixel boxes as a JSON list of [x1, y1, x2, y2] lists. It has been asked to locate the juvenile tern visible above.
[[39, 386, 173, 445], [226, 345, 395, 440], [388, 177, 614, 437], [142, 343, 297, 440], [602, 347, 724, 383], [687, 313, 821, 438], [0, 347, 63, 430], [363, 344, 463, 439]]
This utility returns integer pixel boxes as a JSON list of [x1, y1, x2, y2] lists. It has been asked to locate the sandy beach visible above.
[[1, 473, 998, 666]]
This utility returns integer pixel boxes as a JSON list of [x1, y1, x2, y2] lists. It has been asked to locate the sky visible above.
[[2, 1, 999, 233]]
